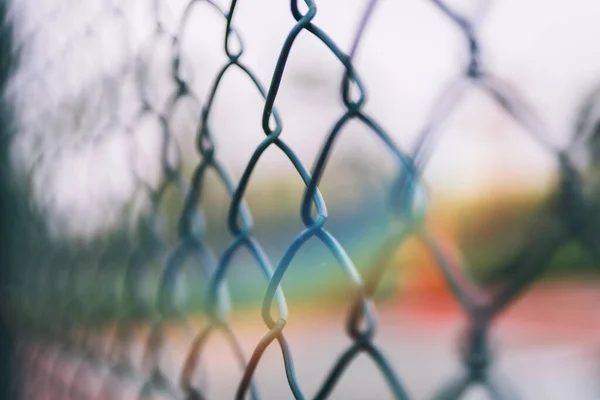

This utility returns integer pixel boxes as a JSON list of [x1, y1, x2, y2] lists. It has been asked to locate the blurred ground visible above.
[[192, 281, 600, 399], [24, 281, 600, 400]]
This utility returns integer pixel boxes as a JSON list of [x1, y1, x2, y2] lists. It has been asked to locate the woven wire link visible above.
[[4, 0, 600, 399]]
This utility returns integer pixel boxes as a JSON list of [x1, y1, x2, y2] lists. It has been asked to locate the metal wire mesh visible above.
[[2, 0, 600, 399]]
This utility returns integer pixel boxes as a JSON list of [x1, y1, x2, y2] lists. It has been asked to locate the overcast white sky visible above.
[[7, 0, 600, 238]]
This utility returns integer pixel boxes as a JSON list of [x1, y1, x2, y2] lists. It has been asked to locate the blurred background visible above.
[[1, 0, 600, 399]]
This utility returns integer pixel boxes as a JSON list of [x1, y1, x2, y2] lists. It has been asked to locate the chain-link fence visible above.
[[1, 0, 600, 399]]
